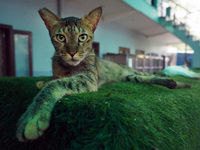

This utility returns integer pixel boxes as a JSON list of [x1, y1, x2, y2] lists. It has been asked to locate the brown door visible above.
[[0, 29, 7, 76], [92, 42, 100, 57], [0, 25, 15, 76]]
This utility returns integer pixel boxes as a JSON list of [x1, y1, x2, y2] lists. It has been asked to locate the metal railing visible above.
[[103, 53, 164, 73]]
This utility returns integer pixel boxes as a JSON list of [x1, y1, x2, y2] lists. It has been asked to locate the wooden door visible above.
[[0, 24, 15, 76], [92, 42, 100, 57]]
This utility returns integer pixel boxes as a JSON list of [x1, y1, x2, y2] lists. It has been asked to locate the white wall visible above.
[[0, 0, 168, 76]]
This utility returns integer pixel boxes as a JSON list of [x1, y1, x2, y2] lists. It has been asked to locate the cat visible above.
[[163, 65, 200, 79], [16, 7, 191, 142]]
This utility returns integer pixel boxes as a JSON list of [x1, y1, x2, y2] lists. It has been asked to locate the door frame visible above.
[[0, 24, 15, 76], [92, 42, 100, 57], [14, 30, 33, 76]]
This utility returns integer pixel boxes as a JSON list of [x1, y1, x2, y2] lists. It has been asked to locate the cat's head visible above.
[[38, 7, 102, 66]]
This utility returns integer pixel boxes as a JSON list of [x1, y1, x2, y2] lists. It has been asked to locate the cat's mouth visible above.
[[60, 53, 84, 66], [70, 58, 79, 62], [67, 58, 81, 66]]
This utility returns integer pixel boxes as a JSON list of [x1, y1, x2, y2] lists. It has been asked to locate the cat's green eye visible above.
[[78, 34, 88, 42], [56, 34, 66, 42]]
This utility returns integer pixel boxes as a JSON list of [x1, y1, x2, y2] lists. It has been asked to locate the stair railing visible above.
[[159, 0, 200, 41]]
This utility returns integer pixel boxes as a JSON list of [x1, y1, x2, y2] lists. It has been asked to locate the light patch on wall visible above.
[[14, 34, 29, 76], [167, 47, 194, 54]]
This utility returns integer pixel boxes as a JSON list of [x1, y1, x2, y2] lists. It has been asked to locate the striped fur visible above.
[[16, 7, 191, 142]]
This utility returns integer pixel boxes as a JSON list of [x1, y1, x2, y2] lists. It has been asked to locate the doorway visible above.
[[0, 24, 15, 76], [92, 42, 100, 57], [14, 30, 33, 76]]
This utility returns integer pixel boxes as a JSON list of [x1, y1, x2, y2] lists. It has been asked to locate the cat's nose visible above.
[[68, 51, 76, 57]]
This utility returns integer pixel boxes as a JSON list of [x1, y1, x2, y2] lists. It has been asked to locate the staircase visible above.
[[122, 0, 200, 67], [158, 17, 200, 68]]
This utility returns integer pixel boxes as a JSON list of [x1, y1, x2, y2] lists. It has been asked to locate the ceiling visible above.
[[64, 0, 182, 45]]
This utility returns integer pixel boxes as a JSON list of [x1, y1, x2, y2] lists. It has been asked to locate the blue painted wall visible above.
[[177, 53, 193, 67]]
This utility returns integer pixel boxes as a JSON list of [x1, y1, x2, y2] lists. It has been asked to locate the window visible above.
[[119, 47, 130, 54], [14, 30, 33, 76]]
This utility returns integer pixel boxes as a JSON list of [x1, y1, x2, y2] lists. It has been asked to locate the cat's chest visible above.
[[52, 61, 85, 79], [52, 61, 72, 78]]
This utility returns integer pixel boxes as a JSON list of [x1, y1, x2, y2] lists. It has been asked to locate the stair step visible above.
[[194, 40, 200, 46], [159, 17, 166, 22], [178, 24, 187, 31], [186, 35, 193, 41], [174, 29, 186, 37]]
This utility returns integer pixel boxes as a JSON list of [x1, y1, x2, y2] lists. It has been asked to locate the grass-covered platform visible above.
[[0, 70, 200, 150]]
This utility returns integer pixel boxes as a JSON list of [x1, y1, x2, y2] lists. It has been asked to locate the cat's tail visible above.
[[176, 82, 192, 88]]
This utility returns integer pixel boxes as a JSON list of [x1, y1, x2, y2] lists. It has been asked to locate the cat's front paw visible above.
[[16, 111, 50, 142], [36, 81, 47, 89], [167, 79, 177, 89], [154, 78, 177, 89], [161, 78, 177, 89]]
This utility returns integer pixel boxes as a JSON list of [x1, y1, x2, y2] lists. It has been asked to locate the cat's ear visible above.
[[38, 7, 62, 31], [81, 7, 102, 32]]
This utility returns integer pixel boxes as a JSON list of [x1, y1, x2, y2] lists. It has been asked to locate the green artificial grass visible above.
[[0, 71, 200, 150]]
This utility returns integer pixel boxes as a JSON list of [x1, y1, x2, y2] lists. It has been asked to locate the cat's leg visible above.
[[36, 77, 58, 89], [126, 74, 190, 89], [36, 81, 48, 89], [16, 74, 97, 142]]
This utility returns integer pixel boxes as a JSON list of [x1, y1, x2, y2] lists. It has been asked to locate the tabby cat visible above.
[[16, 7, 190, 142]]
